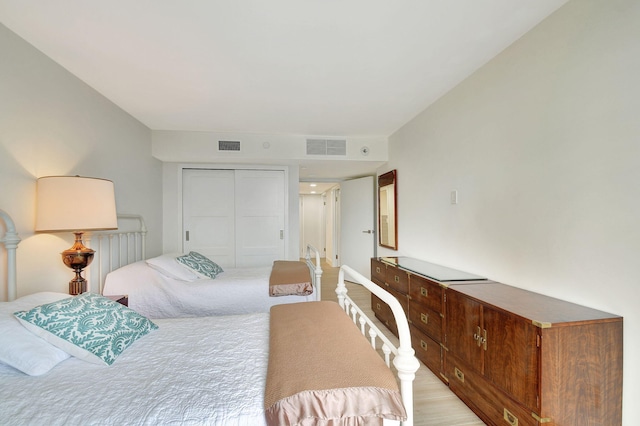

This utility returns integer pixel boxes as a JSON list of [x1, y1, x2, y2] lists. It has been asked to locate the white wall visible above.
[[152, 130, 388, 164], [300, 194, 325, 258], [0, 24, 163, 299], [380, 0, 639, 423]]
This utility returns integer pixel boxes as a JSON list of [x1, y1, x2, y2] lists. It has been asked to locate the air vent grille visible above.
[[219, 140, 241, 151], [306, 139, 346, 156]]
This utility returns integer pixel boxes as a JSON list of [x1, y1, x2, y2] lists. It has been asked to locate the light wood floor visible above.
[[318, 262, 485, 426]]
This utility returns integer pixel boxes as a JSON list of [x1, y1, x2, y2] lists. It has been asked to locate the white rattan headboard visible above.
[[0, 209, 21, 302], [87, 214, 147, 294]]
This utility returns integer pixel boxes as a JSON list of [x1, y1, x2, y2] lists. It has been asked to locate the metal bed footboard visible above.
[[336, 265, 420, 426], [304, 244, 323, 301]]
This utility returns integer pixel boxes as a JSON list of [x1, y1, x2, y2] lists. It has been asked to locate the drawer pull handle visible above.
[[376, 303, 381, 311], [421, 313, 428, 324], [454, 367, 464, 383], [394, 275, 400, 282], [482, 328, 487, 351], [503, 408, 518, 426], [474, 326, 488, 350], [420, 340, 428, 350], [420, 287, 428, 297], [376, 267, 380, 273]]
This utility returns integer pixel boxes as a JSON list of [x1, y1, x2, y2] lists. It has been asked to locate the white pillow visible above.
[[0, 292, 71, 376], [176, 251, 224, 279], [145, 253, 200, 281], [14, 293, 158, 366]]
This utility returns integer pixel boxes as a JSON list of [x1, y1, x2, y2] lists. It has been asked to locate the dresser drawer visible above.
[[445, 355, 538, 426], [372, 276, 408, 316], [371, 276, 385, 289], [408, 301, 442, 342], [411, 325, 442, 375], [371, 259, 386, 282], [372, 293, 398, 337], [385, 265, 409, 294], [389, 286, 409, 317], [409, 274, 443, 314]]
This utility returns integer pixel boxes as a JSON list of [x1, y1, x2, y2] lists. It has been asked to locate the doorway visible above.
[[299, 176, 376, 278]]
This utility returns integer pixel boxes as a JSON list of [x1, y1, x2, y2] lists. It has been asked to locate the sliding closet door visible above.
[[183, 168, 285, 268], [235, 170, 285, 267], [183, 169, 236, 267]]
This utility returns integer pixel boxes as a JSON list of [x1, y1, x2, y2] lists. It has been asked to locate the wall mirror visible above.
[[378, 170, 397, 250]]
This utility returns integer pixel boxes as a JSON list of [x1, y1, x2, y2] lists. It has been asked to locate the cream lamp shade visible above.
[[35, 176, 117, 295], [35, 176, 117, 232]]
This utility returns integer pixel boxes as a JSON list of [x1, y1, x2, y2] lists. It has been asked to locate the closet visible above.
[[182, 169, 285, 268]]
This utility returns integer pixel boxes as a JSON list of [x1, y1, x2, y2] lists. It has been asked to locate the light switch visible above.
[[450, 190, 458, 205]]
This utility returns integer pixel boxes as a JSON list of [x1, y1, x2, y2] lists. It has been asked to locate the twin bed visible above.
[[87, 214, 325, 318], [102, 248, 322, 318], [0, 210, 420, 425]]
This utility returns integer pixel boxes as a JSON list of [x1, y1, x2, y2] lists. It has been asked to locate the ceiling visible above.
[[1, 0, 568, 182], [299, 181, 338, 196]]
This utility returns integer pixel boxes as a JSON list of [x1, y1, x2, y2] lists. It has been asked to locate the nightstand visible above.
[[105, 294, 128, 307]]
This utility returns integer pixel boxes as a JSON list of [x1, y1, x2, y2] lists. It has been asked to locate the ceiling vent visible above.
[[306, 139, 347, 156], [219, 140, 241, 151]]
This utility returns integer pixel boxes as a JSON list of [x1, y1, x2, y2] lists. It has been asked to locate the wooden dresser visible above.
[[371, 257, 623, 426], [371, 257, 488, 378]]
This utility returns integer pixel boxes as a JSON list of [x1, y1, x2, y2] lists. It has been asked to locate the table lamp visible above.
[[35, 176, 117, 295]]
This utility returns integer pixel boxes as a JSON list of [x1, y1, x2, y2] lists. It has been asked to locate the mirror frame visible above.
[[378, 170, 398, 250]]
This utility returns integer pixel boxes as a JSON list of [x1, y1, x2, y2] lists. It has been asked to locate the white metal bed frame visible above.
[[87, 214, 147, 295], [337, 265, 420, 426], [0, 212, 147, 300], [304, 243, 323, 301], [0, 209, 21, 302], [1, 211, 323, 302], [92, 217, 324, 300], [1, 210, 416, 424], [92, 219, 323, 299]]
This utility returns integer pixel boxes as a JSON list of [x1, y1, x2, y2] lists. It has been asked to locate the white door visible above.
[[234, 170, 285, 267], [325, 189, 339, 267], [183, 169, 285, 268], [339, 176, 375, 278], [183, 169, 236, 267]]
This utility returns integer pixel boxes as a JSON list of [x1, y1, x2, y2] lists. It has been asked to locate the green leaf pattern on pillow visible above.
[[14, 293, 157, 366], [176, 251, 224, 279]]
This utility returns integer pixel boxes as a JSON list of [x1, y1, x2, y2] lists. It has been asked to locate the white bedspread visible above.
[[0, 313, 269, 426], [103, 261, 315, 318]]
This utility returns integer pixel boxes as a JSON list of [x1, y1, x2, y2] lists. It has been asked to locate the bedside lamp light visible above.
[[36, 176, 117, 295]]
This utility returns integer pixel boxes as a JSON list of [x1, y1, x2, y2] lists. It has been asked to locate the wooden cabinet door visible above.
[[482, 306, 539, 411], [445, 290, 483, 374]]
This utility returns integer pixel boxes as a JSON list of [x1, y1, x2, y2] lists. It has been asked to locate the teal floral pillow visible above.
[[14, 293, 158, 366], [176, 251, 224, 279]]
